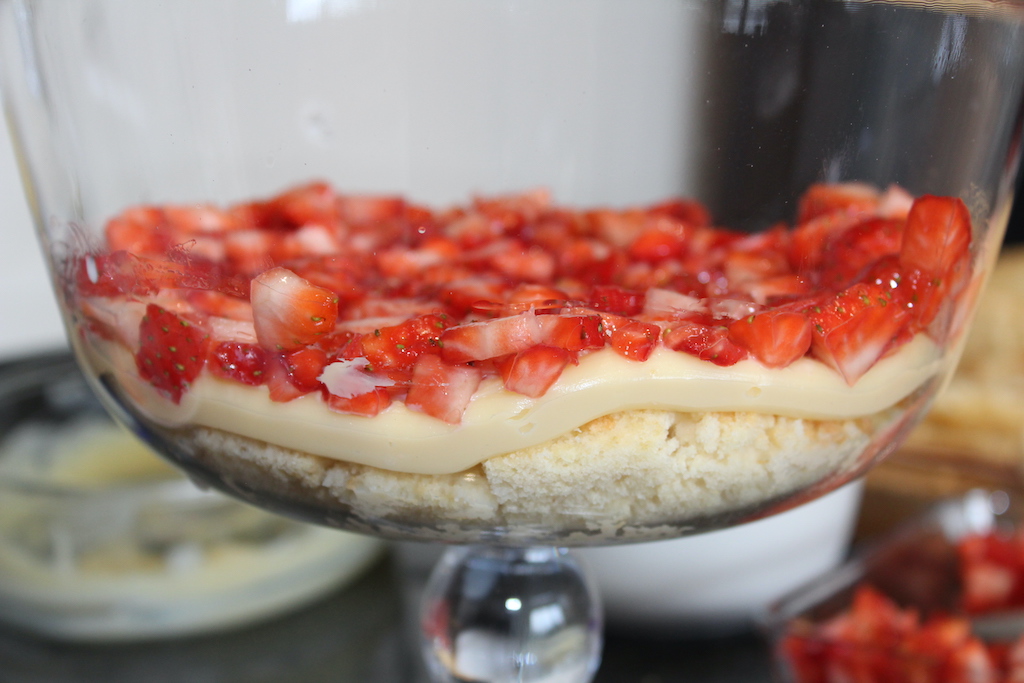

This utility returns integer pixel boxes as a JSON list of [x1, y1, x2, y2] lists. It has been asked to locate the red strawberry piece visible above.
[[105, 206, 169, 255], [405, 354, 482, 424], [789, 211, 866, 273], [224, 229, 278, 276], [535, 314, 604, 352], [377, 239, 459, 280], [264, 354, 308, 403], [900, 195, 972, 289], [743, 273, 811, 305], [648, 198, 711, 227], [728, 310, 812, 368], [806, 282, 910, 384], [325, 387, 393, 417], [489, 242, 556, 283], [818, 217, 905, 288], [251, 267, 339, 351], [338, 194, 406, 225], [283, 347, 329, 393], [663, 319, 746, 366], [359, 313, 449, 377], [588, 285, 645, 316], [610, 320, 660, 362], [438, 276, 508, 317], [503, 284, 570, 313], [796, 182, 880, 223], [498, 346, 573, 397], [163, 204, 240, 236], [628, 220, 689, 262], [186, 290, 253, 321], [209, 342, 267, 386], [270, 181, 339, 227], [135, 304, 209, 403], [440, 312, 542, 363]]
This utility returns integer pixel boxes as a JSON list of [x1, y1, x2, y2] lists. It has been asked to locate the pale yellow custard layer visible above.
[[87, 334, 944, 475]]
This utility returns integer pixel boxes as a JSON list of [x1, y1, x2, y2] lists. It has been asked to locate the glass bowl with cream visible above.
[[0, 355, 383, 641]]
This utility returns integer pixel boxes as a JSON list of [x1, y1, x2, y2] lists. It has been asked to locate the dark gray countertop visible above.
[[0, 555, 774, 683]]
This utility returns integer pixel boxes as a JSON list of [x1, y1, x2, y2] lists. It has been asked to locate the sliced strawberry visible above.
[[498, 346, 572, 397], [900, 195, 972, 278], [789, 211, 866, 273], [818, 217, 905, 288], [806, 282, 910, 384], [105, 207, 169, 255], [250, 267, 339, 351], [359, 313, 449, 377], [282, 347, 329, 393], [135, 304, 209, 403], [271, 181, 339, 227], [264, 354, 307, 402], [325, 387, 392, 417], [338, 194, 406, 226], [489, 242, 556, 283], [663, 319, 746, 366], [628, 220, 689, 262], [588, 285, 645, 316], [439, 312, 541, 363], [610, 320, 660, 362], [535, 314, 604, 352], [796, 182, 880, 223], [728, 310, 812, 368], [503, 284, 570, 313], [209, 342, 267, 386], [405, 354, 482, 424]]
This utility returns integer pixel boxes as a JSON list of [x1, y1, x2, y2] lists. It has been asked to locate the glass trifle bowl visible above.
[[3, 0, 1024, 679]]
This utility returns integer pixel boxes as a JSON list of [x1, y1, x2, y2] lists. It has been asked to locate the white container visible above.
[[578, 480, 864, 634]]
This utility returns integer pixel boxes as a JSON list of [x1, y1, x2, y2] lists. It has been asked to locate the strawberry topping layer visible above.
[[72, 181, 973, 424]]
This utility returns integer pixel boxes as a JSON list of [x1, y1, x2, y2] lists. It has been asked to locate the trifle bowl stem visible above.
[[421, 545, 602, 683]]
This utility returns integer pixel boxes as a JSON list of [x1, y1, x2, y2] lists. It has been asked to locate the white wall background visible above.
[[0, 127, 66, 359]]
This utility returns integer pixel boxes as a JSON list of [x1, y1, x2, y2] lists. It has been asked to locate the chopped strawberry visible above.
[[489, 242, 556, 283], [901, 195, 972, 278], [610, 320, 660, 361], [135, 304, 209, 403], [818, 217, 905, 288], [264, 354, 307, 402], [663, 319, 746, 366], [588, 285, 645, 316], [535, 314, 605, 352], [628, 220, 689, 262], [325, 387, 392, 417], [282, 347, 329, 393], [338, 194, 406, 226], [271, 181, 338, 227], [504, 284, 571, 313], [105, 207, 169, 255], [728, 310, 812, 368], [250, 267, 339, 351], [209, 342, 267, 386], [440, 312, 542, 363], [499, 346, 573, 397], [359, 313, 449, 377], [405, 354, 482, 424], [806, 282, 910, 384], [796, 182, 880, 224]]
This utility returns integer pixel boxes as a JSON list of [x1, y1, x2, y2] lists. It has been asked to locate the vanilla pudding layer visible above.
[[89, 334, 944, 476]]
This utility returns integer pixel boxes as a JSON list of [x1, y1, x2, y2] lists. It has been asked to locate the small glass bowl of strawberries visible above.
[[769, 490, 1024, 683]]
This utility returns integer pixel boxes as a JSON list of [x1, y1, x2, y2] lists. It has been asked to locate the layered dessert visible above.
[[67, 182, 975, 541]]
